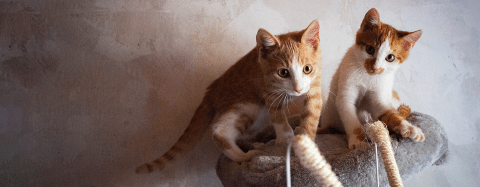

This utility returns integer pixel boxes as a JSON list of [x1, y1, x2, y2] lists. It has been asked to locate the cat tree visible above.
[[215, 112, 448, 187]]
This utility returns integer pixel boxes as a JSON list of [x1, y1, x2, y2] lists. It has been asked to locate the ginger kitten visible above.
[[136, 20, 323, 173], [319, 8, 425, 149]]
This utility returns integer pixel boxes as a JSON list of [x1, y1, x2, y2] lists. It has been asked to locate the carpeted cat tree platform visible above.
[[215, 112, 448, 187]]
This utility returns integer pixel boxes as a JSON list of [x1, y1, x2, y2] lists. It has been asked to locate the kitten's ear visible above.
[[360, 8, 381, 32], [401, 30, 422, 51], [256, 29, 280, 50], [301, 19, 320, 51]]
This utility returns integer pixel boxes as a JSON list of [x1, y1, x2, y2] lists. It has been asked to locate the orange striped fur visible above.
[[135, 20, 322, 173], [379, 103, 424, 141], [297, 87, 322, 140], [379, 104, 411, 130]]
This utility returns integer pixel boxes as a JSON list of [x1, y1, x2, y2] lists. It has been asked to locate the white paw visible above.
[[395, 121, 425, 142], [348, 137, 369, 149]]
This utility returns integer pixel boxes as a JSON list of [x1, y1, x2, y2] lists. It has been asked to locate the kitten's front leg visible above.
[[337, 95, 369, 149], [377, 109, 425, 142], [373, 99, 425, 142], [269, 109, 294, 146], [295, 87, 322, 140]]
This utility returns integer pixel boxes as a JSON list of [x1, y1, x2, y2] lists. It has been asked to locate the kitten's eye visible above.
[[366, 45, 375, 55], [303, 64, 313, 74], [385, 54, 396, 62], [278, 69, 289, 78]]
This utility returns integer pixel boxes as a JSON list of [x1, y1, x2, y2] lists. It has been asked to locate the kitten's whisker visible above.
[[263, 89, 283, 106], [279, 92, 288, 116], [284, 93, 291, 116], [267, 93, 278, 112], [264, 90, 278, 111], [276, 92, 284, 110], [281, 93, 288, 116], [269, 91, 284, 113]]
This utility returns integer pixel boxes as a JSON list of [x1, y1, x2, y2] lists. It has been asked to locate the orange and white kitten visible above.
[[319, 8, 425, 149], [136, 20, 322, 173]]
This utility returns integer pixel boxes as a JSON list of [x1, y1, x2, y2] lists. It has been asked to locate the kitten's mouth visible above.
[[291, 93, 303, 97], [289, 91, 305, 97], [367, 68, 384, 75]]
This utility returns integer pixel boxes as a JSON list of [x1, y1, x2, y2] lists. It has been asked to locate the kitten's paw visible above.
[[348, 137, 369, 149], [275, 135, 294, 146], [275, 131, 294, 146], [294, 126, 304, 135], [246, 150, 264, 159], [395, 121, 425, 142], [234, 150, 264, 162]]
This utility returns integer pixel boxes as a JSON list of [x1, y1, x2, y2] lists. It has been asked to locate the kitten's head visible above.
[[355, 8, 422, 75], [256, 20, 321, 97]]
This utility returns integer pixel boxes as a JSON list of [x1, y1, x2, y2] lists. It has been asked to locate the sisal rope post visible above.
[[365, 121, 403, 187], [293, 134, 343, 187]]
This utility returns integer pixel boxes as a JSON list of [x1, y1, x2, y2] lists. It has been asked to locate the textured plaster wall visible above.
[[0, 0, 479, 186]]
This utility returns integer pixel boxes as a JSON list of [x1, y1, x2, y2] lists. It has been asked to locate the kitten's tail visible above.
[[135, 99, 214, 174]]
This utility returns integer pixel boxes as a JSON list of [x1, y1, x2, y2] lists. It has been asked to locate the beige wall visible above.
[[1, 0, 479, 186]]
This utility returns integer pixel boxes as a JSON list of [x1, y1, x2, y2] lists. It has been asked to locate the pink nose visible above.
[[295, 89, 303, 93], [373, 68, 384, 74]]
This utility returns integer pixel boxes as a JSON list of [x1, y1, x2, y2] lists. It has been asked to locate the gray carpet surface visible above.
[[216, 112, 449, 187]]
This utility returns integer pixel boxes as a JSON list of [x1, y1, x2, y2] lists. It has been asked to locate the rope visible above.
[[287, 120, 402, 187], [286, 141, 292, 187], [292, 134, 343, 187], [375, 143, 380, 187], [365, 121, 403, 187]]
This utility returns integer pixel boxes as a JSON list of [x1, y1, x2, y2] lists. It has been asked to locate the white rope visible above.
[[375, 142, 380, 187], [285, 120, 401, 187], [365, 121, 404, 187], [365, 114, 380, 187], [286, 141, 292, 187], [293, 134, 343, 187]]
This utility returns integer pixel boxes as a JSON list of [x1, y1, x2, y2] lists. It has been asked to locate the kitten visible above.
[[319, 8, 425, 149], [136, 20, 323, 173]]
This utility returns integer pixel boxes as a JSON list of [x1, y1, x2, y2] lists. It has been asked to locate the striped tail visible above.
[[135, 99, 214, 174]]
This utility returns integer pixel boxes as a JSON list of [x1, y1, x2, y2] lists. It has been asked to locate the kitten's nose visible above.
[[295, 89, 303, 93], [373, 68, 384, 74]]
